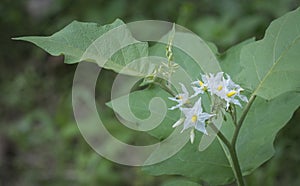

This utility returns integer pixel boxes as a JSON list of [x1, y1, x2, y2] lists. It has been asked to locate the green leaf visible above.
[[13, 19, 149, 76], [14, 19, 123, 64], [236, 92, 300, 175], [238, 8, 300, 99]]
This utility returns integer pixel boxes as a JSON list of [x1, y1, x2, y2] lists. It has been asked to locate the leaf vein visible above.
[[254, 32, 300, 96]]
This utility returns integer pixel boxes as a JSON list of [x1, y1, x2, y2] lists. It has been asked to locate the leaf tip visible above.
[[11, 37, 24, 41]]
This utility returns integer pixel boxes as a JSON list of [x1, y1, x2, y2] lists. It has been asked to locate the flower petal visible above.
[[195, 122, 208, 135]]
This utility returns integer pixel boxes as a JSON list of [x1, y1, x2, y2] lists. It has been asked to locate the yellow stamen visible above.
[[217, 85, 223, 91], [199, 81, 208, 91], [191, 115, 197, 123], [199, 81, 204, 87], [177, 95, 182, 100], [227, 90, 237, 97]]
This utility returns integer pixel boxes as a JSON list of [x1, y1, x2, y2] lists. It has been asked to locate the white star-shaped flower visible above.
[[168, 83, 190, 110], [180, 98, 215, 143]]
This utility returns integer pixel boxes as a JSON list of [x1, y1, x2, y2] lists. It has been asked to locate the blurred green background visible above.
[[1, 0, 300, 185]]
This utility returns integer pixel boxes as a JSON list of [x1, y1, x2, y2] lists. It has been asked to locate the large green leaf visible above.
[[13, 19, 149, 76], [236, 92, 300, 174], [14, 19, 124, 64], [238, 7, 300, 99]]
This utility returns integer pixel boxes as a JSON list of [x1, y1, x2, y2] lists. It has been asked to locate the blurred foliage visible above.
[[1, 0, 300, 185]]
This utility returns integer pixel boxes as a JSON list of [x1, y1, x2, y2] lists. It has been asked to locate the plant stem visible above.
[[232, 95, 256, 147], [210, 124, 245, 186], [228, 144, 245, 186], [154, 80, 176, 97]]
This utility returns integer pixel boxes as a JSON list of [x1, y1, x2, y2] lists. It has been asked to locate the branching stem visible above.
[[211, 95, 256, 186]]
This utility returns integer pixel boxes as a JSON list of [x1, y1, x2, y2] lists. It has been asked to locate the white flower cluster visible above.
[[169, 72, 248, 144]]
